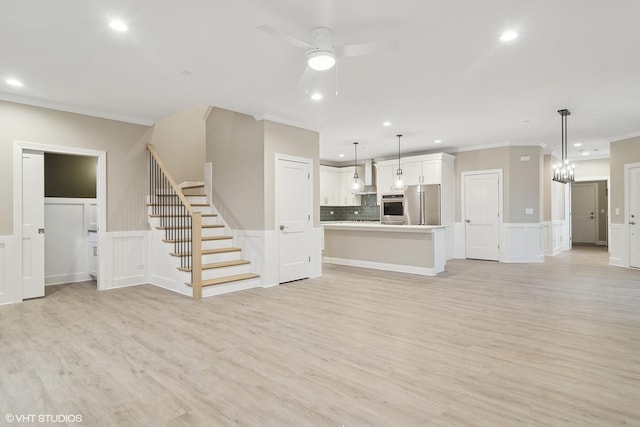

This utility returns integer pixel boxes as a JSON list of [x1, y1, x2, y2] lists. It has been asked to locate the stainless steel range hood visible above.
[[356, 159, 377, 194]]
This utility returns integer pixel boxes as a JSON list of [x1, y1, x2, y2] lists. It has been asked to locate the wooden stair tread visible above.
[[163, 236, 232, 243], [181, 184, 205, 190], [178, 259, 251, 272], [147, 203, 209, 206], [150, 213, 217, 218], [156, 224, 224, 230], [170, 247, 241, 257], [187, 273, 260, 288]]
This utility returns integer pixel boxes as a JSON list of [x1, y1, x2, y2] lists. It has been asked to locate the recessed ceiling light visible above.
[[310, 92, 323, 101], [338, 154, 345, 158], [382, 121, 391, 127], [434, 139, 442, 144], [573, 142, 582, 147], [109, 19, 128, 32], [500, 30, 518, 42], [582, 152, 590, 156], [6, 78, 23, 87]]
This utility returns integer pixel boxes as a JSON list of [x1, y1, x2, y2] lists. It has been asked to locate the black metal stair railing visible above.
[[146, 144, 204, 301], [149, 153, 192, 273]]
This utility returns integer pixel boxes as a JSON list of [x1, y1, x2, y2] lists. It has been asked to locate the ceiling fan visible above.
[[257, 25, 399, 71]]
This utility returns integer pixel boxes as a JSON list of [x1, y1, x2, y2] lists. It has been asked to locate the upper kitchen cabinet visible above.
[[320, 165, 363, 206], [375, 153, 455, 222]]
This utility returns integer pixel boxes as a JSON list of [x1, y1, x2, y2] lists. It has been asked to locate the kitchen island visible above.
[[322, 222, 446, 276]]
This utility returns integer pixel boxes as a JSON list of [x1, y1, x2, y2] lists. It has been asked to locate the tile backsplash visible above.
[[320, 195, 380, 221]]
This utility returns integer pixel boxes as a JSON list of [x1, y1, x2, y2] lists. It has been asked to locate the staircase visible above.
[[147, 145, 260, 299]]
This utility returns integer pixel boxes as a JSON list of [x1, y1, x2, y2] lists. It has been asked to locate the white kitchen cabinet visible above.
[[320, 165, 363, 206], [320, 166, 340, 205], [375, 152, 455, 226]]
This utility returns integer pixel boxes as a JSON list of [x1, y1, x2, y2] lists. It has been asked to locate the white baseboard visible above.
[[45, 273, 92, 286], [324, 256, 440, 276]]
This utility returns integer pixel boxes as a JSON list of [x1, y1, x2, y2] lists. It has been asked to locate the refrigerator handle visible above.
[[419, 191, 425, 225]]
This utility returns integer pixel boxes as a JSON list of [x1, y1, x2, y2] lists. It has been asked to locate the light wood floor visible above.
[[1, 246, 639, 426]]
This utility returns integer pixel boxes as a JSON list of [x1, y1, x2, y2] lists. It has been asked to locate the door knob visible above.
[[631, 221, 637, 225], [279, 225, 289, 230], [465, 219, 471, 223], [38, 228, 45, 234], [589, 216, 594, 219]]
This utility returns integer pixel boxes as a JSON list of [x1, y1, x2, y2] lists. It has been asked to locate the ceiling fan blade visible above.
[[257, 24, 314, 50], [337, 40, 399, 58]]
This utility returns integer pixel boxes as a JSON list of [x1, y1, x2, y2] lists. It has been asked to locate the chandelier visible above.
[[552, 109, 575, 184]]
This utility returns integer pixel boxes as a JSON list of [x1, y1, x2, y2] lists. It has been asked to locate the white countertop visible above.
[[322, 222, 445, 233]]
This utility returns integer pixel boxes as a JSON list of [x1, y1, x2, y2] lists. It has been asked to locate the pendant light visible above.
[[351, 142, 364, 193], [552, 109, 576, 184], [391, 134, 404, 191]]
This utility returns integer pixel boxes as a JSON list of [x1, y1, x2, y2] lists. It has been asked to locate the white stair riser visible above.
[[201, 239, 234, 250], [185, 195, 208, 204], [201, 264, 253, 280], [201, 251, 243, 264], [201, 278, 262, 298]]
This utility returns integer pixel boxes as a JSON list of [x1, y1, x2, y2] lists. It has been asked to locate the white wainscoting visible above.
[[501, 223, 545, 263], [608, 223, 625, 267], [44, 198, 97, 285], [453, 222, 466, 259], [100, 231, 150, 290], [0, 236, 20, 305], [542, 220, 565, 256]]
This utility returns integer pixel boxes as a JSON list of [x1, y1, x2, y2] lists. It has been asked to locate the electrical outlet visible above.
[[354, 211, 359, 215]]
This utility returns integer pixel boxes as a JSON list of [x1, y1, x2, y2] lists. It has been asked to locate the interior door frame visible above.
[[460, 169, 504, 260], [624, 163, 640, 268], [13, 141, 107, 296], [274, 153, 313, 283], [574, 175, 609, 247], [571, 182, 599, 244]]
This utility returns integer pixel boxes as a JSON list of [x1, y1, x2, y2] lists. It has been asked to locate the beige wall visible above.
[[454, 146, 542, 223], [150, 104, 208, 184], [0, 101, 151, 234], [205, 107, 265, 230], [264, 120, 320, 229], [574, 158, 610, 180], [610, 136, 640, 224]]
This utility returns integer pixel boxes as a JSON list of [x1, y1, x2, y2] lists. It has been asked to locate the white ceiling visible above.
[[2, 0, 639, 162]]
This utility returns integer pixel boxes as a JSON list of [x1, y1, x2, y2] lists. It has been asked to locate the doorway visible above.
[[13, 141, 106, 302], [462, 170, 503, 261], [275, 154, 312, 283], [571, 180, 608, 246]]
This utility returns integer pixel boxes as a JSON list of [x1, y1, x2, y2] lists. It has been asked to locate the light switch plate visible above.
[[615, 208, 620, 215], [525, 208, 534, 215]]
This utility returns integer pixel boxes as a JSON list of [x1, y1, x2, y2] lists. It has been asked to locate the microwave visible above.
[[380, 193, 405, 224]]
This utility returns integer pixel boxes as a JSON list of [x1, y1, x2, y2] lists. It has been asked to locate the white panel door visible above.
[[571, 183, 597, 244], [277, 157, 311, 283], [22, 152, 45, 299], [465, 172, 500, 261], [629, 166, 640, 268]]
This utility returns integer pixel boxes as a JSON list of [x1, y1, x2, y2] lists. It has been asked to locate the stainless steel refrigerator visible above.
[[404, 184, 441, 225]]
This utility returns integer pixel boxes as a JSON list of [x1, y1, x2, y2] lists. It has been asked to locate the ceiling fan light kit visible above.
[[307, 50, 336, 71]]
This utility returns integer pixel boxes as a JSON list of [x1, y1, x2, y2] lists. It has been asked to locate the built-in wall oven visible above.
[[381, 193, 405, 224]]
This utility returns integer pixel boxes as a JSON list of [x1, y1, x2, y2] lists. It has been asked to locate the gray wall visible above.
[[610, 136, 640, 224], [0, 101, 151, 234], [454, 146, 542, 223], [542, 154, 566, 222], [150, 104, 208, 184], [264, 120, 320, 229], [205, 107, 265, 230]]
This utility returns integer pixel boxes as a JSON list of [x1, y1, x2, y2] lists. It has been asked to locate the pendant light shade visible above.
[[351, 142, 364, 193], [391, 134, 404, 191], [552, 109, 576, 184]]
